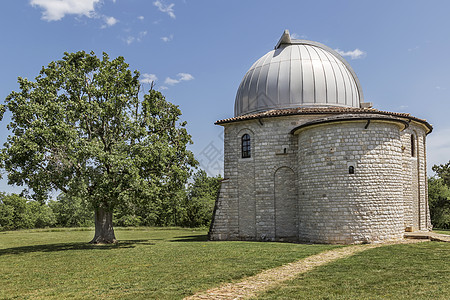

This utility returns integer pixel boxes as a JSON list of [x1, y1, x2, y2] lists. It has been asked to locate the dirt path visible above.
[[185, 239, 426, 300]]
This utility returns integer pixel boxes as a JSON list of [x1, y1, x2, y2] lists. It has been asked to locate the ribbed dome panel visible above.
[[234, 40, 364, 117]]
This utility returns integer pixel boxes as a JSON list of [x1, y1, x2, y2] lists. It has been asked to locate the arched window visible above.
[[411, 134, 416, 157], [241, 134, 251, 158], [349, 166, 355, 174]]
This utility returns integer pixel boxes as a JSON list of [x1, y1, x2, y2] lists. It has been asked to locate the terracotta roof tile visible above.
[[215, 107, 432, 133]]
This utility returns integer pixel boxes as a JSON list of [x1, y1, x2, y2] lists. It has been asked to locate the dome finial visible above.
[[275, 29, 291, 49]]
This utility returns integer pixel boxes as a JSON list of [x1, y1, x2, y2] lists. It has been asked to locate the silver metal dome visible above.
[[234, 30, 365, 117]]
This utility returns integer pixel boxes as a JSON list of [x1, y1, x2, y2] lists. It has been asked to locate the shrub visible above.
[[181, 170, 221, 227], [49, 194, 93, 227], [28, 201, 57, 228], [428, 177, 450, 229], [0, 194, 34, 230]]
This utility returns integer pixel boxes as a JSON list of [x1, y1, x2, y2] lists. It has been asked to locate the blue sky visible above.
[[0, 0, 450, 194]]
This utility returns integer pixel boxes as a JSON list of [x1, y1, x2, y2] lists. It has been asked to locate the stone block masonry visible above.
[[209, 113, 431, 244]]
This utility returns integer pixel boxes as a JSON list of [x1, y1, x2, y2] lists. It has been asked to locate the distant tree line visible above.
[[0, 169, 221, 231], [429, 161, 450, 229], [3, 161, 450, 231]]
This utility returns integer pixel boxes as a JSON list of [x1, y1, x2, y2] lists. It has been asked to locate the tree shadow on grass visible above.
[[170, 235, 209, 242], [0, 239, 154, 256]]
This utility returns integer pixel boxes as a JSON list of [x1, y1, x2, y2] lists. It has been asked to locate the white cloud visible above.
[[138, 15, 144, 20], [30, 0, 100, 21], [125, 36, 135, 45], [161, 34, 173, 42], [105, 16, 117, 26], [101, 16, 118, 28], [291, 33, 307, 39], [436, 86, 447, 90], [160, 86, 169, 90], [153, 1, 175, 19], [164, 73, 194, 85], [165, 77, 180, 85], [178, 73, 194, 81], [141, 73, 158, 84], [335, 48, 366, 59], [123, 31, 147, 45]]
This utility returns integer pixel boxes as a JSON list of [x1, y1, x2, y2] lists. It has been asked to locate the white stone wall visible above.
[[401, 124, 431, 231], [296, 121, 404, 244], [210, 115, 319, 241], [209, 114, 432, 244]]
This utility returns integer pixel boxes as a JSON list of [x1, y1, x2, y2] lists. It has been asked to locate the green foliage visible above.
[[428, 176, 450, 229], [0, 193, 33, 230], [181, 170, 222, 227], [433, 161, 450, 186], [28, 201, 57, 228], [0, 168, 222, 230], [429, 161, 450, 229], [111, 169, 222, 228], [114, 214, 142, 227], [48, 193, 93, 227], [0, 193, 56, 230], [0, 202, 14, 230], [109, 169, 221, 228], [113, 200, 143, 227], [1, 51, 197, 233]]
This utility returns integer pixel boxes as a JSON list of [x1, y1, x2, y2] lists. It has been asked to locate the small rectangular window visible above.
[[411, 134, 416, 157]]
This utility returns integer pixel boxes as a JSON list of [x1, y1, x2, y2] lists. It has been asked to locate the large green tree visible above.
[[0, 51, 196, 243]]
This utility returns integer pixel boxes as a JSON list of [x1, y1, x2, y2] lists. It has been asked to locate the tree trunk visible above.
[[90, 206, 117, 244]]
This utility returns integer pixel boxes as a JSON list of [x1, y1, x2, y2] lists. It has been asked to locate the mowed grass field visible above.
[[434, 229, 450, 235], [0, 228, 336, 299], [0, 228, 449, 299], [258, 241, 450, 300]]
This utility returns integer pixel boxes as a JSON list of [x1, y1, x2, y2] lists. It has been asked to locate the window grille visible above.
[[242, 134, 251, 158]]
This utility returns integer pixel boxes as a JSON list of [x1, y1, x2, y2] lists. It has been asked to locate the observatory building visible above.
[[208, 30, 432, 244]]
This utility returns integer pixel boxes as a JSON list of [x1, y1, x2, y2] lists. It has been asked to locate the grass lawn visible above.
[[434, 228, 450, 235], [0, 227, 336, 299], [257, 241, 450, 300]]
